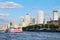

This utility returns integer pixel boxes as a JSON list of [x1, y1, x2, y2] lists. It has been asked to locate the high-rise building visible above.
[[31, 17, 35, 24], [37, 10, 44, 24], [25, 13, 31, 26], [53, 10, 58, 21], [20, 16, 24, 26]]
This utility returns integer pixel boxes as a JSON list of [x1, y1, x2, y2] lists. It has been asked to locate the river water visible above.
[[0, 32, 60, 40]]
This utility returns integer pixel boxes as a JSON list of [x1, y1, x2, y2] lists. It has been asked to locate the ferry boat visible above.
[[8, 27, 23, 33]]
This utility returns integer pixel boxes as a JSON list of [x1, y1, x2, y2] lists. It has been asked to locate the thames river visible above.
[[0, 32, 60, 40]]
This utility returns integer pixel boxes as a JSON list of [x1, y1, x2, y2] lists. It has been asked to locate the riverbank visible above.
[[23, 29, 60, 32]]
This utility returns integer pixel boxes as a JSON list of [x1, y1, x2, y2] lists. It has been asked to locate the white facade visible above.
[[37, 10, 44, 24], [22, 22, 27, 27], [25, 13, 31, 26], [53, 10, 58, 20]]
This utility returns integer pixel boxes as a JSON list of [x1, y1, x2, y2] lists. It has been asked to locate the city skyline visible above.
[[0, 0, 60, 25]]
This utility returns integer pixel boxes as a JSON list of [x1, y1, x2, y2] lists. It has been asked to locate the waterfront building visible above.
[[37, 10, 44, 24], [47, 20, 58, 26], [53, 10, 58, 21], [59, 18, 60, 25], [47, 10, 59, 26], [0, 25, 8, 30]]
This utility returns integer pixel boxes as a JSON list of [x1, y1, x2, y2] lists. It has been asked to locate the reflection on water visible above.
[[0, 32, 60, 40]]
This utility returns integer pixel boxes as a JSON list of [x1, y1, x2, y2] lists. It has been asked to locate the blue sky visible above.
[[0, 0, 60, 25]]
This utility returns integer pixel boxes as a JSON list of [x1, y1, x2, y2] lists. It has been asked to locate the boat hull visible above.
[[10, 29, 22, 33]]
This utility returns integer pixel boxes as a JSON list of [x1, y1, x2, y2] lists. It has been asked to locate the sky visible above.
[[0, 0, 60, 25]]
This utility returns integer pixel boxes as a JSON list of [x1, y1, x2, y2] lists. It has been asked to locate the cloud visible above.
[[0, 13, 10, 16], [0, 18, 8, 22], [0, 13, 10, 25], [0, 18, 9, 26], [0, 17, 9, 25], [0, 2, 24, 8]]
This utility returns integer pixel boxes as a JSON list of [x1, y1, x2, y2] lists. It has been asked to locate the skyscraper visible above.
[[37, 10, 44, 24], [20, 16, 24, 26], [25, 13, 31, 26], [53, 10, 58, 21], [31, 17, 35, 24]]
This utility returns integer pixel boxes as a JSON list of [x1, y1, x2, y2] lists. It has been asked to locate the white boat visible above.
[[9, 27, 23, 33]]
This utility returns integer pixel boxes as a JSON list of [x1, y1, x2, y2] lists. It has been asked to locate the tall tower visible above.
[[20, 16, 24, 26], [25, 13, 31, 26], [31, 17, 35, 24], [37, 10, 44, 24], [53, 10, 58, 21]]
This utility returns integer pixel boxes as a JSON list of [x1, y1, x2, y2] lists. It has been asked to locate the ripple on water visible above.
[[0, 32, 60, 40]]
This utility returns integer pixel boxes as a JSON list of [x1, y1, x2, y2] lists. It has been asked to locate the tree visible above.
[[10, 22, 13, 26]]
